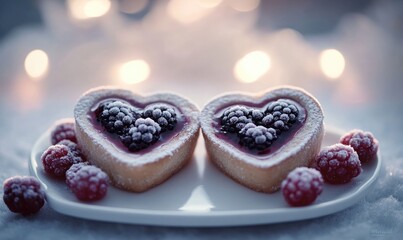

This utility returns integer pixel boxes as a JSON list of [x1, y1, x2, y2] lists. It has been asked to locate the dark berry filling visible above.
[[215, 99, 305, 155], [92, 99, 183, 153]]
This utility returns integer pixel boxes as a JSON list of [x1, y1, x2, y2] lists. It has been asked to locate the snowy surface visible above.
[[1, 1, 403, 239], [1, 84, 402, 240]]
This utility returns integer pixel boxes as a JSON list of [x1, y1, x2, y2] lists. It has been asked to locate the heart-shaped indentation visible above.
[[200, 86, 324, 193], [74, 87, 200, 192]]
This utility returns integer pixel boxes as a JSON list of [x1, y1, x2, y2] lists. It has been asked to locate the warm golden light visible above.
[[119, 0, 148, 14], [24, 49, 49, 80], [119, 60, 150, 84], [68, 0, 111, 19], [11, 78, 43, 110], [234, 51, 271, 83], [319, 49, 345, 79], [227, 0, 260, 12], [197, 0, 222, 8], [167, 0, 209, 24]]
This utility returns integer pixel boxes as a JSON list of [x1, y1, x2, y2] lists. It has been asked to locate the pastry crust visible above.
[[74, 87, 200, 192], [200, 86, 324, 193]]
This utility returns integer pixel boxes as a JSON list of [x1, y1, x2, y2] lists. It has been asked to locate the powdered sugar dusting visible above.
[[73, 87, 200, 191], [74, 87, 200, 166], [200, 86, 324, 168]]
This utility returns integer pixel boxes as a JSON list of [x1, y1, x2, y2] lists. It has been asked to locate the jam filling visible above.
[[89, 97, 186, 154], [214, 98, 306, 157]]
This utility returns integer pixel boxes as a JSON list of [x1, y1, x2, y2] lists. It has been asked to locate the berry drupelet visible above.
[[3, 176, 45, 215], [143, 105, 177, 132], [239, 123, 277, 150], [96, 100, 140, 135], [220, 106, 253, 133], [264, 100, 299, 134], [121, 118, 162, 152]]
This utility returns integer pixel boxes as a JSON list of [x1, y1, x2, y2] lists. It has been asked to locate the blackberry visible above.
[[96, 100, 140, 135], [239, 123, 277, 150], [3, 176, 45, 215], [220, 106, 253, 133], [143, 105, 177, 132], [264, 100, 299, 134], [121, 118, 161, 152]]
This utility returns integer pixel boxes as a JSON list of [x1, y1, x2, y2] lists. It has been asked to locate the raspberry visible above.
[[120, 118, 161, 152], [3, 176, 45, 215], [143, 105, 177, 132], [281, 167, 324, 206], [96, 100, 140, 135], [66, 163, 109, 201], [220, 106, 253, 133], [340, 129, 379, 163], [41, 144, 77, 178], [57, 140, 86, 164], [314, 144, 362, 184], [51, 119, 77, 144], [239, 123, 277, 150], [264, 100, 299, 134]]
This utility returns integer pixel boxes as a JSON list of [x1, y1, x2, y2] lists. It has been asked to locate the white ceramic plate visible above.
[[29, 127, 381, 227]]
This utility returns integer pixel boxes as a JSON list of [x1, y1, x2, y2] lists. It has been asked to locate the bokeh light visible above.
[[68, 0, 111, 19], [24, 49, 49, 80], [234, 51, 271, 83], [319, 49, 345, 79], [119, 60, 150, 84], [167, 0, 210, 24], [227, 0, 260, 12], [197, 0, 222, 8]]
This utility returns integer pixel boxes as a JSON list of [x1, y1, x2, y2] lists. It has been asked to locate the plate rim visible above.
[[29, 126, 382, 227]]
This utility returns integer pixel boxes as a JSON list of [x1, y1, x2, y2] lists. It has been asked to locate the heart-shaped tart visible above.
[[200, 86, 324, 193], [74, 87, 200, 192]]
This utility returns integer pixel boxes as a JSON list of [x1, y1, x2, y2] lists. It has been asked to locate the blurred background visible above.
[[0, 0, 402, 151], [0, 1, 402, 236]]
